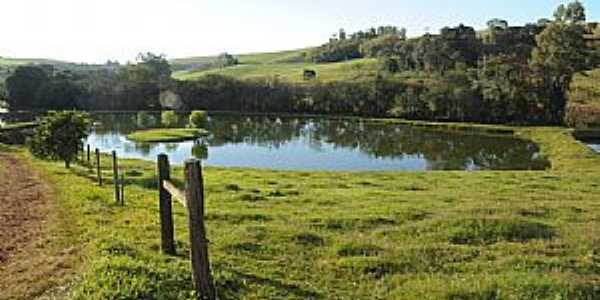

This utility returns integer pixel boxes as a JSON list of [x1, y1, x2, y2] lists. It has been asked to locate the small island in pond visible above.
[[127, 128, 208, 143]]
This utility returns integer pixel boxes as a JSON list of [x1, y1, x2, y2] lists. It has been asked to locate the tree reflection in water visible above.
[[89, 113, 550, 171], [202, 115, 549, 170]]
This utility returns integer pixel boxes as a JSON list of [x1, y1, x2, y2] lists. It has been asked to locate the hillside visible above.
[[171, 48, 310, 69], [172, 48, 398, 84], [173, 48, 600, 103], [173, 57, 380, 83], [0, 57, 68, 66], [170, 48, 363, 82]]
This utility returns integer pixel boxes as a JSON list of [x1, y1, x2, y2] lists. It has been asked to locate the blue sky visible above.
[[0, 0, 597, 63]]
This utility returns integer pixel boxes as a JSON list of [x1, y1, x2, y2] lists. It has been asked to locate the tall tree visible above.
[[5, 65, 50, 109], [339, 28, 347, 40], [486, 18, 509, 30], [134, 52, 172, 87], [530, 21, 589, 123], [554, 1, 586, 24]]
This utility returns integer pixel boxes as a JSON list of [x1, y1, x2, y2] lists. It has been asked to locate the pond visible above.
[[586, 141, 600, 153], [572, 130, 600, 154], [85, 113, 549, 171]]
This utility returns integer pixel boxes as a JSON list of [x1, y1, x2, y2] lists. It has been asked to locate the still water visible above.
[[586, 141, 600, 153], [86, 113, 549, 171]]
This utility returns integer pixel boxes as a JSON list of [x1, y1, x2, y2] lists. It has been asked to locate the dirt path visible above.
[[0, 152, 77, 300], [0, 152, 50, 266]]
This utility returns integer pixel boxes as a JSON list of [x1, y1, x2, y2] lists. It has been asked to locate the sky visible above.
[[0, 0, 598, 64]]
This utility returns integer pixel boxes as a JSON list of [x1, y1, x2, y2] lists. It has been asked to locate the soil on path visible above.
[[0, 152, 76, 300], [0, 152, 50, 265]]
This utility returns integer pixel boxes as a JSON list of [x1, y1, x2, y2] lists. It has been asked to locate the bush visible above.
[[564, 104, 600, 128], [136, 111, 154, 128], [189, 110, 208, 128], [28, 111, 92, 168], [161, 111, 178, 128], [191, 142, 208, 159]]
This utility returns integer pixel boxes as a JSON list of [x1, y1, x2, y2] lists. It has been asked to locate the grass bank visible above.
[[126, 128, 208, 143], [0, 121, 37, 132], [7, 126, 600, 299]]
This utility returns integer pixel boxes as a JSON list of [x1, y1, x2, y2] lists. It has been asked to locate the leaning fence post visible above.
[[112, 150, 121, 204], [95, 148, 103, 186], [157, 154, 175, 255], [184, 159, 215, 300]]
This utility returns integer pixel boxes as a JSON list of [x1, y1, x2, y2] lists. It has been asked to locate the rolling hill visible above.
[[0, 57, 69, 66], [173, 57, 380, 83], [171, 48, 385, 83]]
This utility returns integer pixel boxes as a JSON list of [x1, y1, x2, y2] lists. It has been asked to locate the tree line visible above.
[[2, 1, 599, 125]]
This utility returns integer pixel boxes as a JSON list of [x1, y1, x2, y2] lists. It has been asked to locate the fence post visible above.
[[95, 148, 102, 186], [112, 150, 121, 204], [87, 144, 91, 164], [157, 154, 175, 255], [120, 173, 125, 206], [184, 159, 215, 300]]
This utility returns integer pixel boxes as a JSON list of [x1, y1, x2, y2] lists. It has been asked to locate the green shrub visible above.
[[27, 111, 91, 168], [161, 111, 178, 128], [191, 142, 208, 159], [564, 104, 600, 128], [136, 111, 154, 128], [189, 110, 209, 128]]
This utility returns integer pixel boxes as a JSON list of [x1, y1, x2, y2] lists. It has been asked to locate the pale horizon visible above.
[[1, 0, 598, 64]]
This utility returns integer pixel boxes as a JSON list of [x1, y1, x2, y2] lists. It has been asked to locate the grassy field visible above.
[[0, 57, 67, 67], [126, 128, 208, 143], [171, 48, 311, 69], [174, 58, 379, 83], [3, 125, 599, 299], [174, 59, 377, 83], [171, 48, 381, 84]]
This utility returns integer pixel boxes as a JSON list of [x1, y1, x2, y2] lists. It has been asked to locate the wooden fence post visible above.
[[112, 151, 121, 204], [120, 173, 125, 206], [184, 159, 215, 300], [157, 154, 175, 255], [95, 148, 102, 186], [87, 144, 91, 164]]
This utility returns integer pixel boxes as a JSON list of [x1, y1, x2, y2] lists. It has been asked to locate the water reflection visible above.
[[86, 113, 549, 171]]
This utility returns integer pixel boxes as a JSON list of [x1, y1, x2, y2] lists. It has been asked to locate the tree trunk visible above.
[[65, 160, 70, 169]]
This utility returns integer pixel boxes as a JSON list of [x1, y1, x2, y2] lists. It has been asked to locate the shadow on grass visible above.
[[215, 265, 322, 300]]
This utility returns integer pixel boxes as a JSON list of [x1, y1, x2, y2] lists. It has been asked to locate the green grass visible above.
[[0, 121, 37, 132], [171, 47, 380, 84], [173, 58, 379, 83], [0, 57, 67, 67], [126, 128, 208, 143], [170, 48, 310, 70], [7, 125, 600, 299]]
